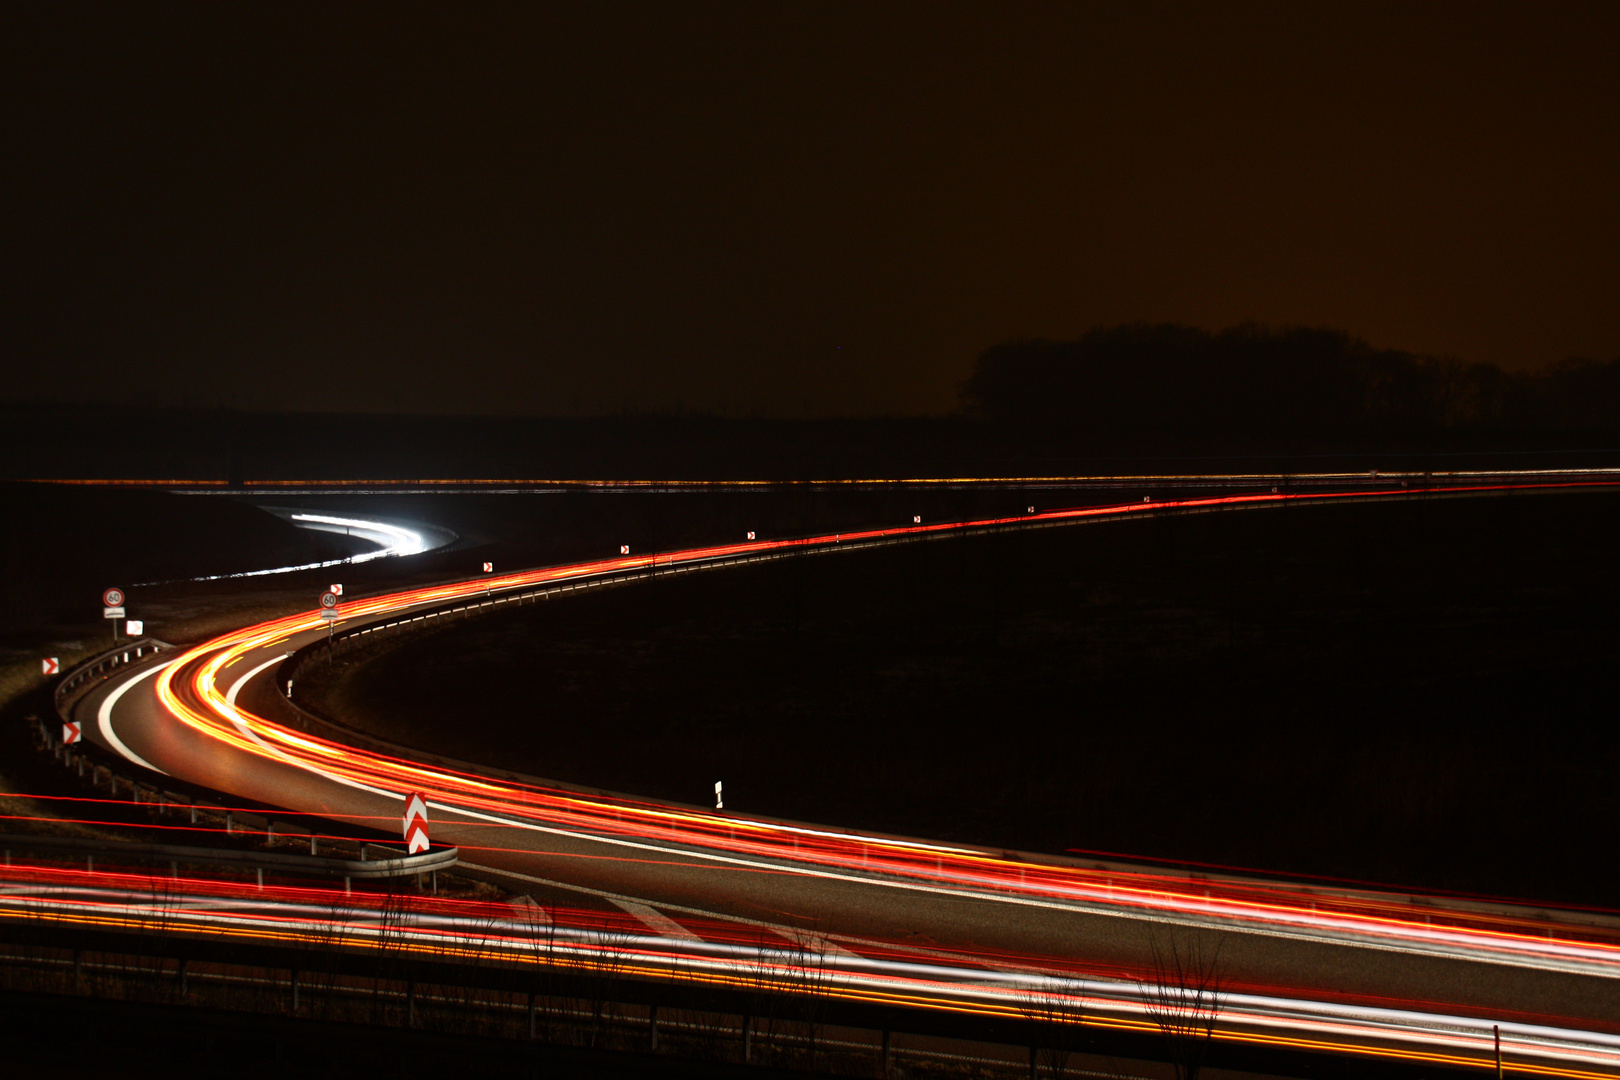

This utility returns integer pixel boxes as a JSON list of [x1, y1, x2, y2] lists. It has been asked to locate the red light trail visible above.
[[63, 476, 1620, 1075]]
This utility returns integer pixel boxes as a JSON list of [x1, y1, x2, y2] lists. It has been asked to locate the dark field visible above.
[[301, 489, 1620, 907]]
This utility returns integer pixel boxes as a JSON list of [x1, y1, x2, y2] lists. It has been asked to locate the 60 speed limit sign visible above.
[[319, 591, 339, 609], [102, 587, 125, 608]]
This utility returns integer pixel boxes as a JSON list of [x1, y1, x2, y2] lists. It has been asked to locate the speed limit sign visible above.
[[102, 587, 125, 608], [319, 591, 339, 609]]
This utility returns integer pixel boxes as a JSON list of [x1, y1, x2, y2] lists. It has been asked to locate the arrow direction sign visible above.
[[41, 657, 59, 676], [482, 562, 493, 573], [619, 545, 629, 555], [403, 792, 430, 854], [62, 721, 81, 745], [328, 583, 343, 596]]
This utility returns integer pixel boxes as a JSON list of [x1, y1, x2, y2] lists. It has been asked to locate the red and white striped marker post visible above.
[[403, 792, 430, 854], [41, 657, 59, 675], [62, 721, 81, 745]]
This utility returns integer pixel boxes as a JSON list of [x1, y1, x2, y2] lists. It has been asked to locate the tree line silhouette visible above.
[[961, 323, 1620, 452]]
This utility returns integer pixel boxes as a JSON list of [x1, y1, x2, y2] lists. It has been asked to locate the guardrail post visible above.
[[73, 948, 82, 991], [527, 992, 536, 1039], [882, 1030, 892, 1076], [742, 1014, 752, 1062], [407, 980, 416, 1026], [256, 868, 263, 889], [291, 968, 300, 1011], [649, 1003, 659, 1051], [1029, 1044, 1037, 1080], [177, 958, 187, 997]]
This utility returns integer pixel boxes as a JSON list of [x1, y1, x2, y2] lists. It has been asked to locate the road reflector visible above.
[[62, 721, 81, 745], [404, 792, 430, 854], [41, 657, 59, 675]]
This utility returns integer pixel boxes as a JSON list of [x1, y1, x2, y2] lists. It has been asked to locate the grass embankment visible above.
[[300, 488, 1620, 907]]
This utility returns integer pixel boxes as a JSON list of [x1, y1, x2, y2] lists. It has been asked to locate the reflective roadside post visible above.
[[714, 781, 723, 810]]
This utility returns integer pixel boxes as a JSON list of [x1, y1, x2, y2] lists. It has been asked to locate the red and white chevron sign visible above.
[[62, 721, 81, 745], [41, 657, 59, 675], [403, 792, 430, 854]]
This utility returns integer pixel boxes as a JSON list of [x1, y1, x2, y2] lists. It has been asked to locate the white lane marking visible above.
[[605, 898, 704, 942], [227, 655, 284, 706], [98, 662, 173, 775]]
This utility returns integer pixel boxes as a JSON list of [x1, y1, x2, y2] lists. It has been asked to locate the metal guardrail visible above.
[[51, 637, 173, 706], [0, 833, 457, 884]]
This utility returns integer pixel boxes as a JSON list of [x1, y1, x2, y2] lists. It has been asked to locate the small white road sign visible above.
[[102, 588, 125, 608], [746, 531, 755, 540], [41, 657, 59, 675], [125, 620, 144, 636], [619, 545, 629, 555], [714, 781, 723, 810], [329, 583, 343, 596], [403, 792, 430, 854], [62, 721, 81, 745], [482, 562, 493, 573], [913, 515, 921, 524], [103, 606, 126, 619]]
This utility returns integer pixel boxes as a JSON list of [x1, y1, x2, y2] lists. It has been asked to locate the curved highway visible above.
[[73, 480, 1620, 1077]]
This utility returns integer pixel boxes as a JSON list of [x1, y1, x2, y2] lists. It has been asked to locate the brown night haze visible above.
[[5, 2, 1618, 418]]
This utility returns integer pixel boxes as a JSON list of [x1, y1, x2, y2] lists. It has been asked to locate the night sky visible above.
[[7, 3, 1619, 417]]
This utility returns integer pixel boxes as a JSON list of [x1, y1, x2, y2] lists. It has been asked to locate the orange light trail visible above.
[[80, 478, 1620, 1072]]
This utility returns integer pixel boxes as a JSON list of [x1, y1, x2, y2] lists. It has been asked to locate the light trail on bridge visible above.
[[2, 858, 1617, 1078]]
